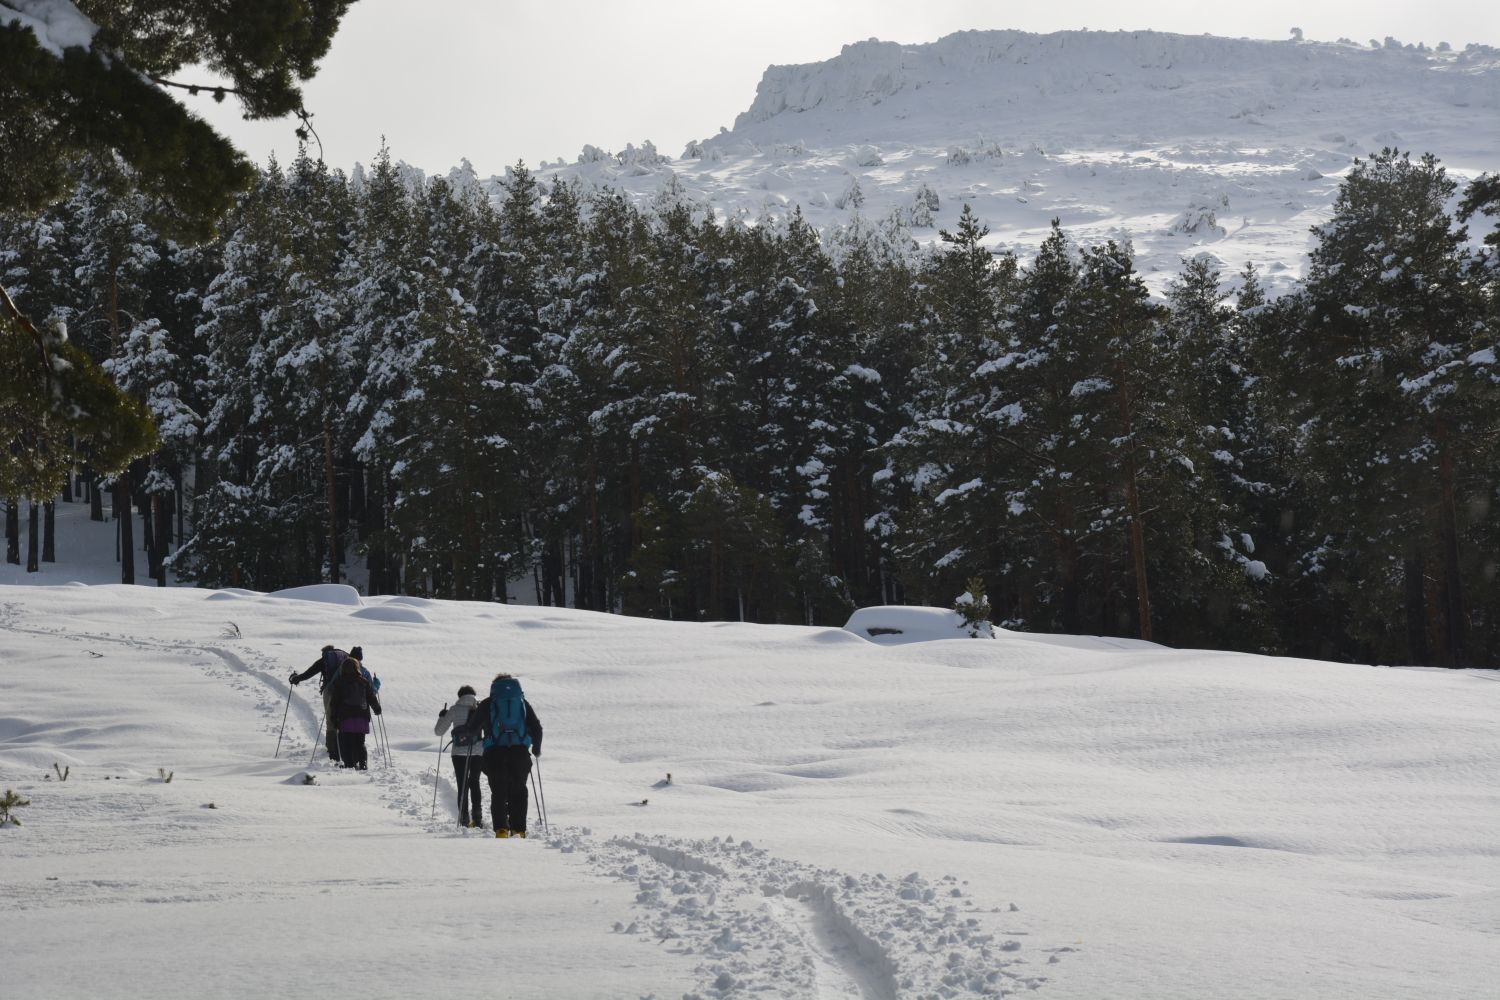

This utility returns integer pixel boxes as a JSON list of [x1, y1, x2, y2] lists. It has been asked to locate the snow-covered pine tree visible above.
[[344, 145, 424, 595], [66, 158, 167, 584], [1285, 150, 1492, 666], [886, 205, 1016, 601]]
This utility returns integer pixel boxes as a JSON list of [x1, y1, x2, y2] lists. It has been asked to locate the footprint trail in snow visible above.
[[551, 827, 1070, 998]]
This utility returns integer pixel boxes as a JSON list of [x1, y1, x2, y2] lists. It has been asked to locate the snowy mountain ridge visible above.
[[529, 29, 1500, 293], [736, 30, 1500, 128]]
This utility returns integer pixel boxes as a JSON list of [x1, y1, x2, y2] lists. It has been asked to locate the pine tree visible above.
[[1288, 150, 1492, 664]]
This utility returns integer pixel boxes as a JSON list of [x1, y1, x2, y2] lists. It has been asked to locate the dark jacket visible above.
[[329, 673, 381, 733], [473, 696, 542, 755], [291, 649, 343, 690]]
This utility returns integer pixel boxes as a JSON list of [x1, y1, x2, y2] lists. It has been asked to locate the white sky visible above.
[[189, 0, 1500, 177]]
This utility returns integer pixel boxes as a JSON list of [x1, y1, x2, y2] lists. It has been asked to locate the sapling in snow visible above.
[[954, 577, 996, 638], [1, 788, 30, 826]]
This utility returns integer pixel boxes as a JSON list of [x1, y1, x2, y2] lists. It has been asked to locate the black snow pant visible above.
[[337, 731, 368, 769], [483, 746, 532, 834], [322, 687, 340, 762], [453, 753, 483, 823]]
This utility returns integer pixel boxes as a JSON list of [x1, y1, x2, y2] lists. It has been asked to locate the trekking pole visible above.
[[430, 739, 450, 821], [376, 713, 392, 769], [307, 709, 325, 767], [273, 683, 293, 758], [531, 758, 549, 835]]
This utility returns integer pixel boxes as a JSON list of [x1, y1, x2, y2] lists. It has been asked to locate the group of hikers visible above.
[[289, 645, 543, 839]]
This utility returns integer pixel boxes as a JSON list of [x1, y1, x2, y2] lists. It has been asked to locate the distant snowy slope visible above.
[[537, 29, 1500, 292]]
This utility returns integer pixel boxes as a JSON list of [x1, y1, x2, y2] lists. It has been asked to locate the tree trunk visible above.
[[1119, 384, 1153, 642], [142, 482, 158, 581], [26, 502, 39, 572], [323, 409, 339, 584], [43, 501, 55, 562], [5, 500, 18, 564], [1404, 555, 1429, 665], [366, 466, 385, 597], [89, 471, 104, 521], [117, 471, 135, 585], [1436, 435, 1465, 667], [153, 493, 170, 586]]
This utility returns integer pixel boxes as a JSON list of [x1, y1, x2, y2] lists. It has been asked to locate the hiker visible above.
[[474, 673, 543, 838], [350, 645, 381, 693], [290, 644, 348, 763], [433, 685, 485, 828], [327, 656, 381, 769]]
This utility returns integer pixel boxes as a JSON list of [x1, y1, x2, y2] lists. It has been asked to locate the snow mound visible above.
[[349, 605, 429, 624], [379, 596, 437, 608], [266, 584, 364, 606], [844, 605, 970, 644]]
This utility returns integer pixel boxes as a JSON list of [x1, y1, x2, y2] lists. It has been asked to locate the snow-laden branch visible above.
[[1, 0, 97, 56]]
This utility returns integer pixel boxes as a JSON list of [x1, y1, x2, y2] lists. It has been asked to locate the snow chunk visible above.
[[844, 605, 972, 644], [350, 605, 430, 624]]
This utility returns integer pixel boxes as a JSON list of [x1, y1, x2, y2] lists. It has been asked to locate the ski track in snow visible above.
[[0, 603, 443, 834], [549, 826, 1065, 999], [1, 601, 1067, 997]]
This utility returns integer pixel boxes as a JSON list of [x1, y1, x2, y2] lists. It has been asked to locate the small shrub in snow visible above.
[[52, 763, 68, 782], [158, 768, 174, 783], [1, 788, 30, 826], [853, 144, 884, 166], [954, 577, 996, 638], [948, 139, 1004, 166], [834, 177, 865, 210]]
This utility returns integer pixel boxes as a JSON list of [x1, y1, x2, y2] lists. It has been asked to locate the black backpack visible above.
[[336, 674, 368, 711], [450, 708, 480, 750]]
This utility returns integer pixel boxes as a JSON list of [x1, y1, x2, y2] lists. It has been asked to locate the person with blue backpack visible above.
[[433, 685, 485, 828], [474, 673, 543, 838]]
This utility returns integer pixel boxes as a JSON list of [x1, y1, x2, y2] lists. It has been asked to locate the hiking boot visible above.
[[495, 828, 511, 838], [514, 830, 526, 839]]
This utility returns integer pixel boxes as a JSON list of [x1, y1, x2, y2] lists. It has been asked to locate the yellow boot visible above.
[[495, 828, 511, 839]]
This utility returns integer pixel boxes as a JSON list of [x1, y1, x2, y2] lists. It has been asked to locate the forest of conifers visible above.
[[3, 147, 1498, 667]]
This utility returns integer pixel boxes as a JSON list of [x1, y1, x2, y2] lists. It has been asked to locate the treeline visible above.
[[3, 148, 1498, 666]]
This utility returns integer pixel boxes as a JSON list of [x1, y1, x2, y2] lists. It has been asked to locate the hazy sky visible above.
[[190, 0, 1500, 177]]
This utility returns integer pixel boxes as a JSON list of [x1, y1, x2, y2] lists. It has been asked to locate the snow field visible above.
[[1, 581, 1497, 998]]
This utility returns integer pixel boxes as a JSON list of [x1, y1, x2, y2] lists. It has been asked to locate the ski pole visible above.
[[531, 757, 549, 835], [307, 708, 325, 767], [274, 682, 293, 758], [430, 739, 450, 821], [376, 713, 392, 769]]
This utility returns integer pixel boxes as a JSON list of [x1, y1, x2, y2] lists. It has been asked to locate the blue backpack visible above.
[[485, 677, 531, 749]]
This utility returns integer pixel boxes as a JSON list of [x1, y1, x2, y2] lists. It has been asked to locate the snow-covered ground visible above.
[[3, 515, 1496, 997], [526, 29, 1500, 294]]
